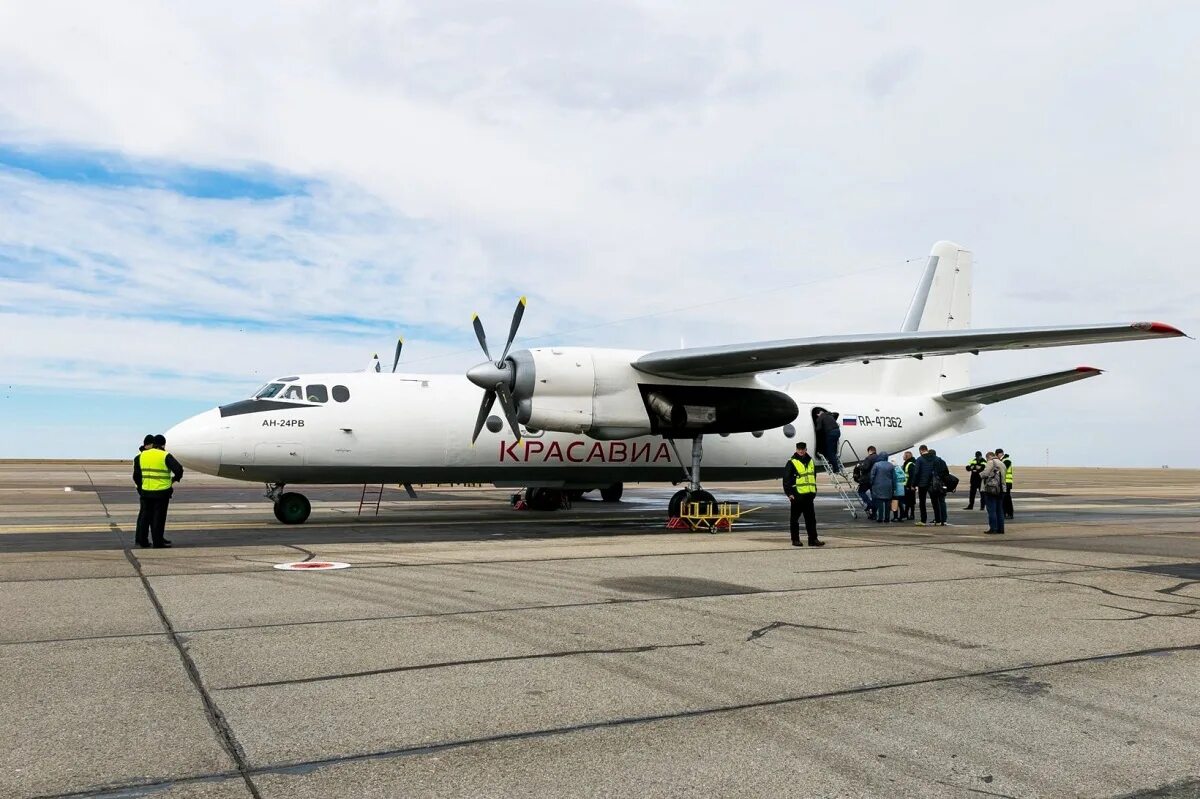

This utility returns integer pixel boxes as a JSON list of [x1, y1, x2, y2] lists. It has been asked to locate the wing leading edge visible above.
[[633, 322, 1185, 380]]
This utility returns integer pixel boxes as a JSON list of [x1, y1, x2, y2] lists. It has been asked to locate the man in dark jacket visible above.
[[855, 445, 879, 518], [134, 434, 155, 536], [816, 411, 842, 472], [782, 442, 824, 547], [927, 448, 950, 525], [901, 450, 917, 520], [133, 434, 184, 548], [911, 445, 938, 525], [964, 451, 985, 510]]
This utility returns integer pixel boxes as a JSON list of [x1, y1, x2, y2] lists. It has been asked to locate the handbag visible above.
[[942, 472, 960, 493]]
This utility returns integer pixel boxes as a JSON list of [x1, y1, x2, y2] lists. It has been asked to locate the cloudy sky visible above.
[[0, 2, 1195, 465]]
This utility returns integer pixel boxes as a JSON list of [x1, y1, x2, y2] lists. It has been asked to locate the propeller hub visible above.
[[467, 360, 512, 391]]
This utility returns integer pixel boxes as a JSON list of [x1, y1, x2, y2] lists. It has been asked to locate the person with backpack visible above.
[[855, 445, 879, 519], [926, 448, 951, 526], [996, 448, 1015, 519], [981, 450, 1007, 534]]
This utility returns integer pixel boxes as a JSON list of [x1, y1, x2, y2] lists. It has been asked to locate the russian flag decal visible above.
[[842, 415, 858, 426]]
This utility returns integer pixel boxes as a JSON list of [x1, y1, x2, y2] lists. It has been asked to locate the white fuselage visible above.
[[166, 370, 981, 487]]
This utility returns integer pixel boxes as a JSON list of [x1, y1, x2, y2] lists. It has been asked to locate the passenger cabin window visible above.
[[282, 385, 304, 400], [306, 384, 328, 403], [255, 383, 285, 399], [332, 385, 350, 402]]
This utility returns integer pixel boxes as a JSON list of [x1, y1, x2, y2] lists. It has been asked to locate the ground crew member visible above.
[[783, 442, 824, 547], [135, 434, 155, 536], [996, 448, 1014, 519], [964, 450, 985, 510], [133, 434, 183, 548]]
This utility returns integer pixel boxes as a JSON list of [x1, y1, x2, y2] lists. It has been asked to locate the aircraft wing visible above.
[[632, 322, 1185, 380], [939, 366, 1103, 405]]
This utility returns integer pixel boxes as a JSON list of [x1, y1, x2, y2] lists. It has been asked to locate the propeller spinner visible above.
[[467, 297, 527, 443]]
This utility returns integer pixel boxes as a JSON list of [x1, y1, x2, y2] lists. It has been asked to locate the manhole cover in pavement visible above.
[[273, 561, 351, 571]]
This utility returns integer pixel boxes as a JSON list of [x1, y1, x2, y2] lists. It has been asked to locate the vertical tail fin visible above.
[[888, 241, 972, 393], [791, 241, 973, 396]]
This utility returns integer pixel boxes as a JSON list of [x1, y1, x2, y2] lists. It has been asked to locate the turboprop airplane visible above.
[[166, 241, 1185, 524]]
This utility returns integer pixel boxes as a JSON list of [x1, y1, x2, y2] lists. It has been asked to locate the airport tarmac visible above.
[[1, 461, 1198, 799]]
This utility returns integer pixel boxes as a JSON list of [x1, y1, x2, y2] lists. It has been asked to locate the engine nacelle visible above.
[[510, 347, 798, 439]]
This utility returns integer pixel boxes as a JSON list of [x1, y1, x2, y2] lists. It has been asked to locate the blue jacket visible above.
[[869, 454, 894, 499]]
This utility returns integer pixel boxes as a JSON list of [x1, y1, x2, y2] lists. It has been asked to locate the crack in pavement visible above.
[[747, 620, 861, 643], [216, 641, 707, 691], [795, 563, 906, 574], [1157, 579, 1200, 598], [1087, 604, 1200, 622], [933, 778, 1021, 799], [1012, 576, 1200, 608]]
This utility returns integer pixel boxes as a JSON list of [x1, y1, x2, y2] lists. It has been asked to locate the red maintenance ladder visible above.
[[357, 483, 418, 516], [357, 484, 385, 517]]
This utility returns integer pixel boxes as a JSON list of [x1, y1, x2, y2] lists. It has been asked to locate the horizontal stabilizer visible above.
[[940, 366, 1102, 405], [634, 322, 1184, 380]]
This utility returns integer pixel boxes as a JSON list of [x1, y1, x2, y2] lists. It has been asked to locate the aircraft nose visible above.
[[165, 409, 223, 474]]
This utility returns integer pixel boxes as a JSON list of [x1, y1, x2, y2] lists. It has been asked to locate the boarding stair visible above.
[[815, 452, 859, 520]]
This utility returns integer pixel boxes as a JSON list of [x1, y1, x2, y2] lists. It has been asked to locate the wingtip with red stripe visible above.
[[1133, 321, 1186, 336]]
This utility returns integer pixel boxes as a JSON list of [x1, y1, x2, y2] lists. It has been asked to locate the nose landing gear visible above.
[[266, 483, 311, 525], [665, 435, 719, 519]]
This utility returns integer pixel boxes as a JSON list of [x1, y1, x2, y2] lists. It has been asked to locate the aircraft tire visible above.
[[668, 489, 715, 518], [526, 487, 564, 511], [599, 483, 623, 502], [275, 492, 311, 525]]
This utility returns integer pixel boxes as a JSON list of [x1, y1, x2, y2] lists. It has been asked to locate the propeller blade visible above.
[[499, 296, 527, 362], [471, 313, 491, 361], [391, 337, 404, 373], [470, 389, 498, 444], [494, 381, 522, 441]]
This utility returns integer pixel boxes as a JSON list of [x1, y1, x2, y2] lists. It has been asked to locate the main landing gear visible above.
[[666, 435, 718, 518], [267, 482, 311, 525], [522, 483, 624, 511]]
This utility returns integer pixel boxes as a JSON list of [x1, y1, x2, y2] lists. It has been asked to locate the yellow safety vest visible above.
[[139, 449, 173, 492], [791, 457, 817, 495], [1004, 457, 1014, 485]]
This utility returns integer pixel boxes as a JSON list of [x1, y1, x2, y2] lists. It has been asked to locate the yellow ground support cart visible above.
[[676, 500, 750, 532]]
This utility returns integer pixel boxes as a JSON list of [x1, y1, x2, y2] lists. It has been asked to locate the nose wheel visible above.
[[266, 483, 311, 525]]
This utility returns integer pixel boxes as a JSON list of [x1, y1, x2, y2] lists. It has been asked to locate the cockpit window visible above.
[[255, 383, 285, 399], [332, 385, 350, 402], [306, 384, 328, 403], [282, 384, 304, 400]]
